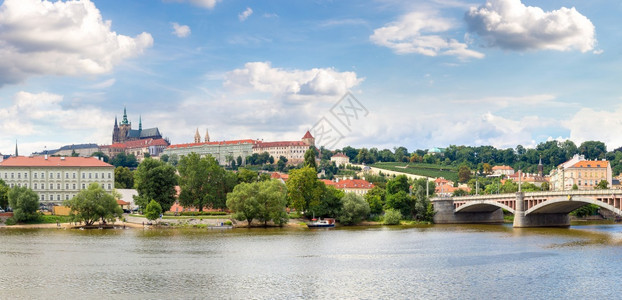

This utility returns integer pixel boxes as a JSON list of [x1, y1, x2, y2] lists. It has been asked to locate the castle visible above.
[[112, 107, 163, 144]]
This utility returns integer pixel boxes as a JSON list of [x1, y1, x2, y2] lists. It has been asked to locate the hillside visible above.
[[372, 162, 458, 182]]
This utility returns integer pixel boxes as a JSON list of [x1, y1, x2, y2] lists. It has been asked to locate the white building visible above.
[[252, 131, 315, 164], [163, 139, 259, 166], [330, 153, 350, 167], [492, 165, 515, 176], [0, 156, 114, 206]]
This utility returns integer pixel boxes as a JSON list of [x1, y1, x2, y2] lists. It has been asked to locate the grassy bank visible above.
[[372, 162, 458, 181]]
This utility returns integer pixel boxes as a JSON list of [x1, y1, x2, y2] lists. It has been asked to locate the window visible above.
[[17, 173, 20, 179], [41, 183, 45, 189], [73, 173, 76, 179], [73, 184, 76, 189], [89, 173, 92, 179], [57, 172, 60, 178], [11, 173, 14, 179], [66, 184, 69, 189], [34, 173, 37, 179], [41, 195, 44, 201], [101, 172, 104, 179], [57, 195, 61, 201], [95, 173, 98, 179], [82, 173, 85, 179], [108, 173, 111, 179], [65, 195, 70, 200], [82, 183, 85, 189], [34, 183, 38, 189], [41, 172, 44, 179], [50, 172, 53, 179], [24, 173, 28, 178], [66, 173, 69, 179], [108, 184, 111, 190], [57, 184, 61, 190], [50, 184, 53, 190]]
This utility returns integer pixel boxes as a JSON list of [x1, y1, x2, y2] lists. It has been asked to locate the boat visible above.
[[307, 218, 335, 228]]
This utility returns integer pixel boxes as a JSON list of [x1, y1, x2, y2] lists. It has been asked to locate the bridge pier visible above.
[[513, 192, 570, 228], [433, 198, 504, 224]]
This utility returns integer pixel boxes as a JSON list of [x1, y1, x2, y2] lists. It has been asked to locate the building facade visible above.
[[549, 154, 612, 191], [102, 138, 169, 161], [492, 165, 515, 176], [252, 131, 315, 164], [0, 156, 114, 206], [163, 139, 260, 166], [330, 153, 350, 167], [321, 178, 374, 196]]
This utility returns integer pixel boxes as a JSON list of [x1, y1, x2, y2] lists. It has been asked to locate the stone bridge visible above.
[[432, 190, 622, 227]]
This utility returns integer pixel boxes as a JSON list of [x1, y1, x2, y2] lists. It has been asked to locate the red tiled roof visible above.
[[571, 161, 609, 168], [168, 139, 260, 149], [117, 199, 130, 205], [254, 141, 307, 148], [271, 172, 289, 181], [302, 131, 314, 139], [492, 165, 514, 170], [0, 156, 112, 167]]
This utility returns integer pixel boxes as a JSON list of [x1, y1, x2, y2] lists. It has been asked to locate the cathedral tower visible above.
[[194, 128, 201, 143]]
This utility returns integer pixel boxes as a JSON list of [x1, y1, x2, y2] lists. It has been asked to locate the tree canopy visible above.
[[114, 166, 134, 189], [177, 153, 229, 211], [8, 186, 39, 222], [134, 158, 178, 211], [226, 180, 288, 226], [64, 183, 122, 226], [286, 166, 323, 215]]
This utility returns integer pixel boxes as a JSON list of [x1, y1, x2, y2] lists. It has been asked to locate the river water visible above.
[[2, 223, 622, 299]]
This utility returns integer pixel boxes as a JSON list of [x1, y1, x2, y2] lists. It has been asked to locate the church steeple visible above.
[[114, 115, 118, 128], [205, 128, 210, 142], [538, 155, 543, 177], [139, 115, 142, 131], [121, 106, 130, 125], [15, 140, 18, 157], [194, 128, 201, 143]]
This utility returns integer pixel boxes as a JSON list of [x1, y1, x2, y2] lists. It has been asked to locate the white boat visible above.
[[307, 218, 335, 228]]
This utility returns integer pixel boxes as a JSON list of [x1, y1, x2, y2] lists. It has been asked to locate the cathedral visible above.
[[112, 107, 163, 144]]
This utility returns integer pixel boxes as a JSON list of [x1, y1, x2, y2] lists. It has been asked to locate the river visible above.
[[2, 223, 622, 299]]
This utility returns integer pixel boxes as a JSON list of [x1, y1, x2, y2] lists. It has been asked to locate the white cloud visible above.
[[172, 22, 191, 38], [238, 7, 253, 22], [465, 0, 596, 52], [0, 0, 153, 86], [370, 11, 484, 60], [452, 94, 557, 108], [566, 106, 622, 151], [87, 78, 116, 89], [167, 0, 219, 9], [223, 62, 362, 100], [0, 91, 110, 155]]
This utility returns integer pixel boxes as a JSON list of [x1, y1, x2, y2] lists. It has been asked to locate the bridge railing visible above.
[[432, 189, 622, 202]]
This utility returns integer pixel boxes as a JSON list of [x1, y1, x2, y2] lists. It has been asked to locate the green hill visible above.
[[372, 162, 458, 182]]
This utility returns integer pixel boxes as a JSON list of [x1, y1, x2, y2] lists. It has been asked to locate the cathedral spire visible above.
[[194, 128, 201, 143], [139, 115, 142, 131], [121, 106, 129, 125], [114, 115, 118, 127], [205, 128, 210, 142], [15, 140, 18, 157]]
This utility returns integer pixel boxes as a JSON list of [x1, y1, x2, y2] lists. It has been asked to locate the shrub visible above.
[[5, 217, 16, 226], [179, 211, 228, 216], [383, 209, 402, 225], [224, 220, 232, 226]]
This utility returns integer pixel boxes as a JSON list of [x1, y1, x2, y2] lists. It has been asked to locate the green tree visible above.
[[177, 153, 226, 211], [160, 154, 169, 163], [168, 154, 179, 166], [8, 186, 40, 222], [236, 156, 243, 167], [572, 184, 579, 190], [237, 168, 259, 184], [578, 141, 607, 160], [304, 148, 317, 171], [90, 151, 110, 163], [286, 166, 323, 215], [458, 164, 471, 183], [226, 180, 288, 226], [383, 208, 402, 225], [0, 179, 9, 210], [114, 166, 134, 189], [64, 183, 122, 226], [595, 180, 609, 190], [356, 148, 373, 164], [134, 158, 178, 211], [385, 190, 412, 218], [540, 182, 550, 191], [365, 186, 386, 215], [144, 199, 162, 221], [386, 175, 410, 194], [277, 156, 288, 172], [339, 193, 370, 225], [315, 185, 344, 218], [110, 152, 139, 168]]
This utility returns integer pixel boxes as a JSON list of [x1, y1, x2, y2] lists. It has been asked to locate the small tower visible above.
[[118, 106, 132, 143], [194, 128, 201, 143], [302, 130, 315, 146], [14, 140, 18, 157], [538, 156, 543, 177], [139, 115, 142, 132], [112, 115, 120, 144], [205, 128, 210, 142]]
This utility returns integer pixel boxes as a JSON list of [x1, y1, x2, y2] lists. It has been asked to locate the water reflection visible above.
[[2, 224, 622, 299]]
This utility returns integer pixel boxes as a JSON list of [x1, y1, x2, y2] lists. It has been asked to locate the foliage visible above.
[[304, 148, 317, 171], [110, 152, 138, 168], [237, 168, 259, 184], [277, 156, 288, 172], [386, 175, 410, 194], [385, 190, 412, 218], [383, 208, 402, 225], [114, 166, 134, 189], [339, 193, 370, 225], [90, 151, 110, 163], [595, 180, 609, 190], [570, 204, 599, 218], [160, 154, 169, 162], [452, 188, 468, 196], [458, 164, 471, 183], [286, 166, 323, 214], [246, 152, 273, 165], [314, 185, 344, 218], [578, 141, 607, 160], [178, 153, 228, 211], [572, 184, 579, 190], [134, 158, 178, 211], [365, 186, 386, 215], [144, 200, 162, 221], [8, 186, 40, 222], [540, 182, 550, 191], [226, 180, 288, 226], [64, 183, 122, 226], [0, 179, 8, 210]]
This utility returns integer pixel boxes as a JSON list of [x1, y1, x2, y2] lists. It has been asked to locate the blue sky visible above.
[[1, 0, 621, 155]]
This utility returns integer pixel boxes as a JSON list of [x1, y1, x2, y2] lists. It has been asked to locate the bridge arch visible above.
[[455, 201, 515, 215], [525, 196, 622, 216]]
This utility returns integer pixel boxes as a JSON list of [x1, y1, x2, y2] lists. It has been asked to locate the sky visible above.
[[1, 0, 622, 156]]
